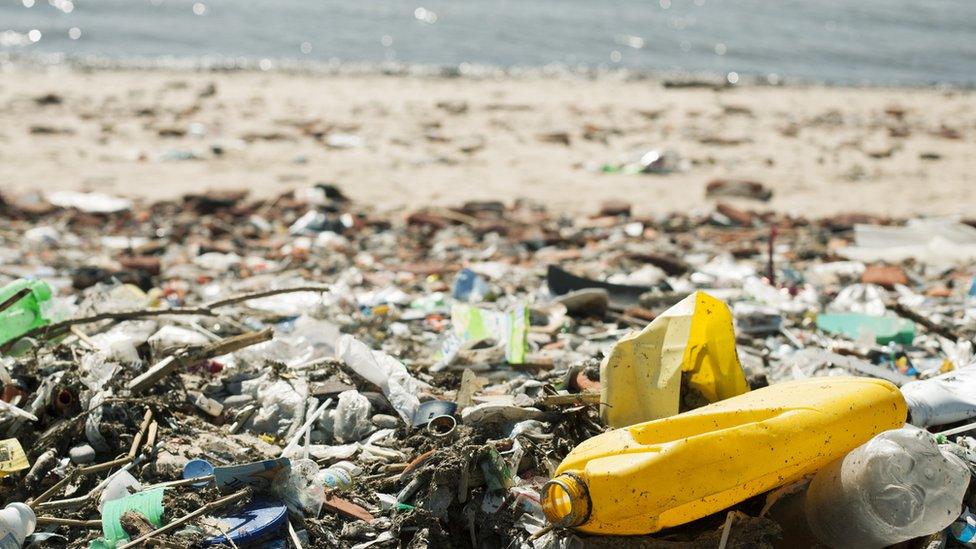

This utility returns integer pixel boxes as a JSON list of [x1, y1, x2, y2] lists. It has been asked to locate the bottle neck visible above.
[[542, 472, 591, 528]]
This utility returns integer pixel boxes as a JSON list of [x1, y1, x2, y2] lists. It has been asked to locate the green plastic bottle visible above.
[[0, 279, 52, 346]]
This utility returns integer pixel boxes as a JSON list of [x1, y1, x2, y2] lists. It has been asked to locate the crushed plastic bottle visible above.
[[600, 291, 749, 427], [805, 426, 969, 549], [0, 279, 52, 346], [902, 364, 976, 427], [542, 377, 906, 535]]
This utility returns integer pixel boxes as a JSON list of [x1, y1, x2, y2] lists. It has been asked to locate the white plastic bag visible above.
[[335, 335, 429, 423], [332, 390, 373, 443]]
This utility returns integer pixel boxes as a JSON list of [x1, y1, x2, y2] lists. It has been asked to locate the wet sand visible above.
[[0, 67, 973, 216]]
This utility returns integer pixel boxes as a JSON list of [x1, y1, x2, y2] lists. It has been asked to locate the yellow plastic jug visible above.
[[600, 291, 749, 428], [542, 377, 907, 535]]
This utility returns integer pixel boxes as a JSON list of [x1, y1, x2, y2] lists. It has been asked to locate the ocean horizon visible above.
[[2, 0, 975, 87]]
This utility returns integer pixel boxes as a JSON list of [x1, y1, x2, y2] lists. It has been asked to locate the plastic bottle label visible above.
[[0, 531, 21, 549]]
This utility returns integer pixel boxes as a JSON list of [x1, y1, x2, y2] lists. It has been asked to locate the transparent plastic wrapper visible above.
[[827, 283, 888, 316], [287, 315, 341, 358], [243, 279, 325, 315], [76, 283, 148, 315], [742, 276, 815, 314], [193, 252, 243, 271], [335, 335, 429, 423], [148, 325, 210, 357], [774, 348, 911, 386], [804, 261, 866, 286], [80, 354, 119, 393], [691, 253, 755, 281], [600, 291, 749, 427], [89, 320, 158, 364], [332, 390, 374, 443], [839, 219, 976, 265], [606, 264, 666, 287], [806, 426, 969, 548], [241, 375, 309, 436], [942, 340, 975, 372], [276, 458, 324, 517]]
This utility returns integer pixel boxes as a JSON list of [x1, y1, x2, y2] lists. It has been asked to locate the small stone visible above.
[[371, 414, 399, 429], [598, 200, 632, 217], [68, 444, 96, 465], [555, 289, 609, 317]]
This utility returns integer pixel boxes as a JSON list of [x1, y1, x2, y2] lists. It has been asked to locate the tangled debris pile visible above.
[[1, 187, 976, 548]]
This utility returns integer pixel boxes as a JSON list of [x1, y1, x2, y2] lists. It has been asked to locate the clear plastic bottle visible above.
[[0, 502, 36, 549], [805, 426, 969, 549], [317, 461, 359, 489]]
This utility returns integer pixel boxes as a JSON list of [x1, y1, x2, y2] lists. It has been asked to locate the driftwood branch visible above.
[[887, 300, 967, 343], [11, 285, 330, 346]]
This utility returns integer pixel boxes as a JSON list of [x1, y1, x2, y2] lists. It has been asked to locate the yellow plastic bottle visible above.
[[542, 377, 907, 535]]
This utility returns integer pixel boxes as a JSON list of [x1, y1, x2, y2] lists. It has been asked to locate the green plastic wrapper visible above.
[[816, 313, 915, 345]]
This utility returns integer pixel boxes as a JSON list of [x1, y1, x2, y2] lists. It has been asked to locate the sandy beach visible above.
[[0, 67, 972, 217]]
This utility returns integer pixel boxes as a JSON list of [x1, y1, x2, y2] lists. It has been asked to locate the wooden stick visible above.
[[118, 489, 251, 549], [36, 516, 101, 528], [0, 287, 32, 314], [718, 511, 735, 549], [69, 325, 99, 349], [536, 392, 600, 406], [288, 520, 304, 549], [129, 328, 273, 393], [128, 409, 154, 460], [142, 474, 215, 491], [887, 301, 967, 343]]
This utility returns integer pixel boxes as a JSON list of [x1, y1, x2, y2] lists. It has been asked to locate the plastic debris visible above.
[[0, 188, 974, 547], [816, 312, 916, 345], [903, 365, 976, 427], [542, 377, 906, 534], [600, 291, 749, 427], [806, 426, 968, 548]]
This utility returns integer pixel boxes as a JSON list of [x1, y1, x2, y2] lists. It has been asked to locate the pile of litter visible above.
[[1, 186, 976, 548]]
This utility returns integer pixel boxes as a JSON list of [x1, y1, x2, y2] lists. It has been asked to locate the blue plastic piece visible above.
[[202, 499, 288, 547], [452, 268, 489, 301], [183, 459, 215, 489]]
